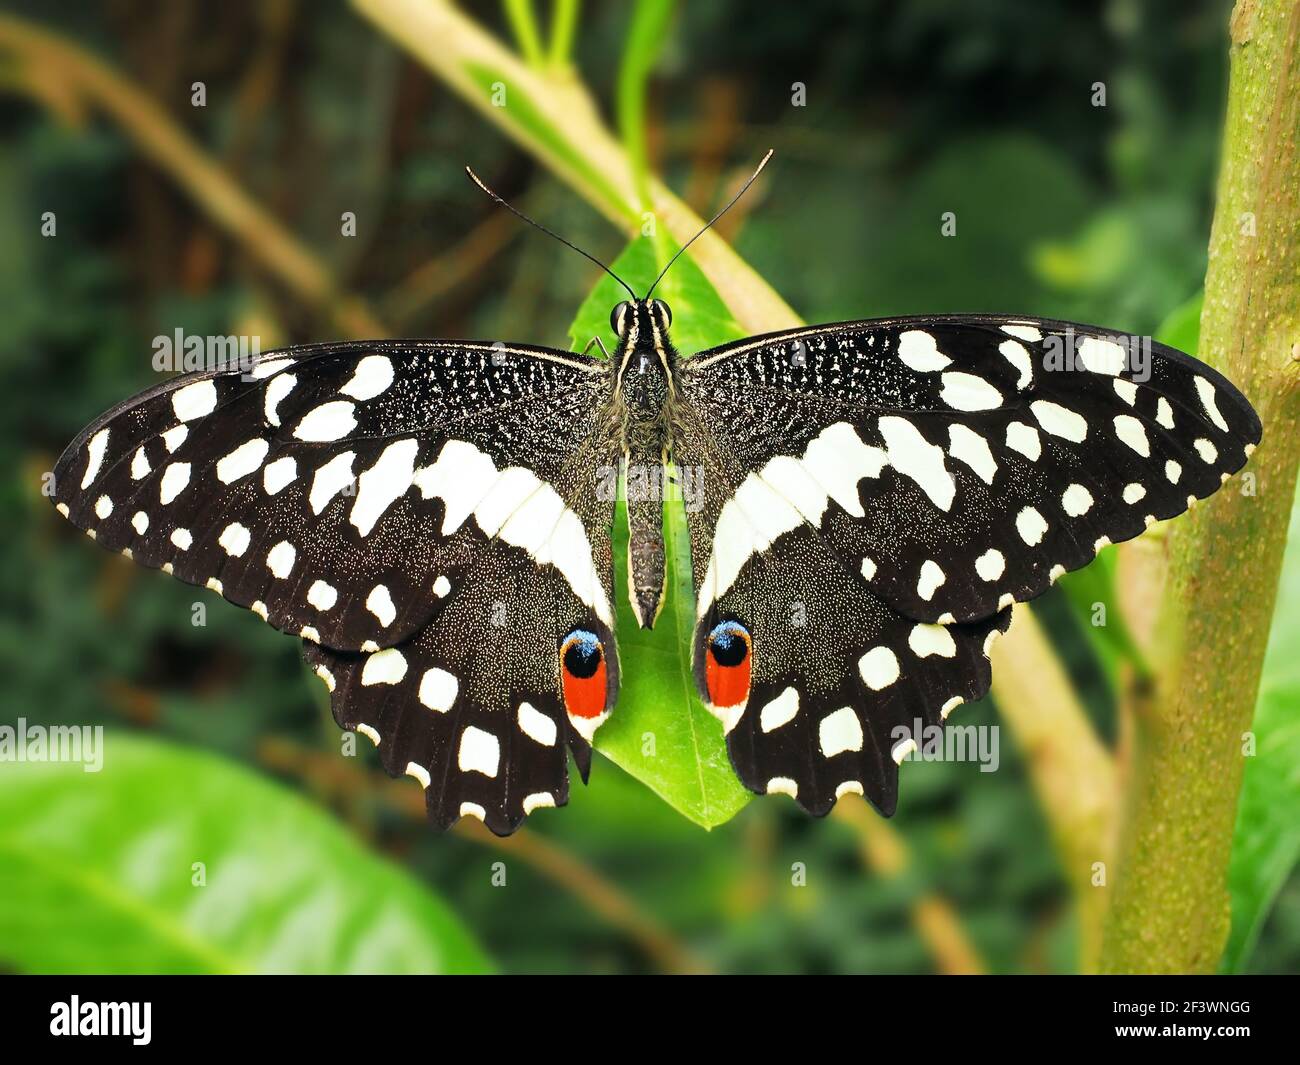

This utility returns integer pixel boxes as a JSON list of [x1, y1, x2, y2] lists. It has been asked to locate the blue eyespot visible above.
[[707, 621, 750, 668], [562, 628, 603, 679]]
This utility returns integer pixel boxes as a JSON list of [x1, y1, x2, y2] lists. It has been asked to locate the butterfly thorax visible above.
[[609, 299, 679, 629]]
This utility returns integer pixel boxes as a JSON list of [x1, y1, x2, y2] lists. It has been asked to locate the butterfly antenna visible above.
[[645, 149, 774, 299], [465, 167, 636, 300]]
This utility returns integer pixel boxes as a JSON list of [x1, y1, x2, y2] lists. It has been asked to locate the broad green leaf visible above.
[[1223, 487, 1300, 971], [568, 236, 751, 829], [0, 734, 490, 974], [1154, 290, 1203, 356], [1056, 547, 1148, 684]]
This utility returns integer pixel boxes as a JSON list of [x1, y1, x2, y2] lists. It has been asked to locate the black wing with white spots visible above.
[[675, 314, 1259, 815], [52, 339, 619, 835]]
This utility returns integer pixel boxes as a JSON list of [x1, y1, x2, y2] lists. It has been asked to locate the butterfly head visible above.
[[610, 298, 673, 340]]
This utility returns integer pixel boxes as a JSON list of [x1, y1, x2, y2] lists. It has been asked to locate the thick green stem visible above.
[[1100, 0, 1300, 973]]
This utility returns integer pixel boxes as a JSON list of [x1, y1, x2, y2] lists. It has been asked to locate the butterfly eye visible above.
[[560, 629, 608, 719], [705, 620, 751, 709], [610, 301, 632, 336], [651, 299, 672, 327]]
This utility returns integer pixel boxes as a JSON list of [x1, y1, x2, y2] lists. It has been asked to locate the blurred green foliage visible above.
[[0, 0, 1295, 974]]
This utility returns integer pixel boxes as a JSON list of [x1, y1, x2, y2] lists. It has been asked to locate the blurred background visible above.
[[0, 0, 1296, 974]]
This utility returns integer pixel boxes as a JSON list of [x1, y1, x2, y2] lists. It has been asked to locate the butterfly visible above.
[[50, 161, 1261, 836]]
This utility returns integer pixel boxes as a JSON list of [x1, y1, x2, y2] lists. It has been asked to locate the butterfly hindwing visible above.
[[695, 525, 1010, 816], [54, 339, 620, 834], [303, 537, 617, 835]]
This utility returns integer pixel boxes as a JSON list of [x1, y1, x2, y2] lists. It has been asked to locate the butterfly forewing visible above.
[[53, 339, 619, 835], [676, 314, 1260, 815]]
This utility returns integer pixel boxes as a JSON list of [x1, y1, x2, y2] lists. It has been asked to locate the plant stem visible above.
[[617, 0, 676, 209], [1100, 0, 1300, 974], [503, 0, 545, 67], [547, 0, 580, 70]]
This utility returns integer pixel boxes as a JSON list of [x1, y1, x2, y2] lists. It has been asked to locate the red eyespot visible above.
[[561, 629, 607, 719], [705, 621, 751, 708]]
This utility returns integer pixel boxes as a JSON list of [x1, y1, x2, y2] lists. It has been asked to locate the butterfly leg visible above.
[[579, 336, 610, 359]]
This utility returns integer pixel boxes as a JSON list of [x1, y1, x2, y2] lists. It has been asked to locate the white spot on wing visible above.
[[1123, 482, 1146, 504], [94, 495, 113, 520], [366, 584, 396, 626], [523, 792, 556, 815], [307, 580, 337, 611], [170, 528, 192, 550], [294, 400, 356, 442], [1012, 507, 1047, 547], [998, 339, 1032, 389], [896, 330, 951, 372], [216, 438, 270, 483], [1077, 336, 1126, 375], [917, 560, 946, 601], [858, 646, 900, 690], [266, 540, 296, 578], [759, 687, 799, 733], [218, 522, 250, 556], [131, 447, 150, 480], [158, 463, 191, 505], [264, 373, 296, 427], [1005, 421, 1042, 461], [819, 706, 864, 757], [908, 623, 956, 659], [350, 439, 417, 535], [1062, 483, 1093, 516], [947, 424, 998, 485], [517, 702, 557, 746], [172, 380, 217, 421], [1032, 400, 1088, 443], [263, 456, 296, 495], [1001, 323, 1041, 342], [339, 355, 394, 401], [1195, 377, 1229, 431], [418, 668, 458, 712], [81, 429, 110, 489], [975, 548, 1005, 581], [458, 726, 500, 778], [940, 372, 1003, 412], [1113, 415, 1150, 457], [162, 425, 188, 452], [361, 647, 407, 686], [1156, 397, 1175, 430], [309, 451, 356, 514], [879, 416, 955, 510], [132, 511, 149, 534]]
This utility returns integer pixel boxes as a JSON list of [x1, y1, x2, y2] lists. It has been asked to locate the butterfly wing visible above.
[[53, 339, 619, 834], [675, 315, 1260, 814]]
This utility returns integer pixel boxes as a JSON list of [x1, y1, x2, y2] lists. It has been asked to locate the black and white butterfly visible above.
[[51, 168, 1261, 837]]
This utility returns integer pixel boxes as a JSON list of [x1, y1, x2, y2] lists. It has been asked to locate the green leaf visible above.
[[1056, 547, 1149, 684], [1154, 290, 1203, 358], [1223, 488, 1300, 971], [0, 734, 490, 974], [568, 236, 751, 829]]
